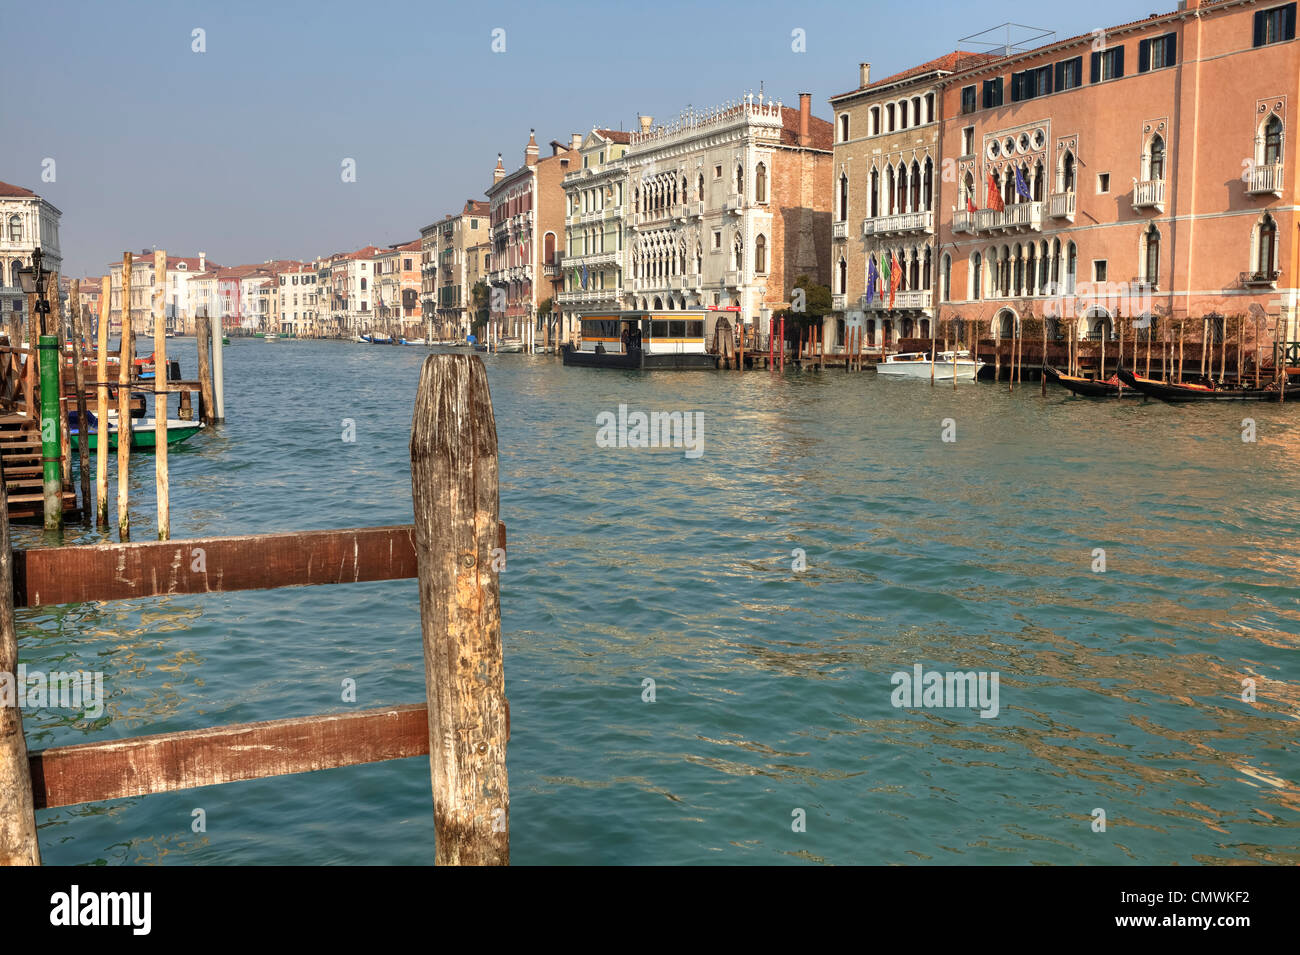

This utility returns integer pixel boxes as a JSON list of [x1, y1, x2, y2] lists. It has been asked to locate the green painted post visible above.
[[38, 334, 62, 530]]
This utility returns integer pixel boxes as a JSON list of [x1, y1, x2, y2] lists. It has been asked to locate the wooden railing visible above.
[[0, 354, 510, 865]]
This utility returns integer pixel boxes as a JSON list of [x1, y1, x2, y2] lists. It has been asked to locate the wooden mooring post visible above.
[[95, 276, 110, 527], [153, 250, 170, 540], [0, 353, 508, 865], [71, 288, 91, 524], [117, 252, 133, 540], [196, 309, 216, 427]]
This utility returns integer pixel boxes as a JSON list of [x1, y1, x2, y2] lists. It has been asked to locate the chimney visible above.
[[859, 63, 871, 88], [798, 92, 811, 147], [525, 129, 538, 166], [638, 115, 653, 134], [199, 251, 206, 272], [570, 132, 582, 152], [493, 152, 505, 183]]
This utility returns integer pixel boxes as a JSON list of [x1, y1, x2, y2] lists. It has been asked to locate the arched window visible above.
[[970, 252, 982, 300], [1066, 241, 1078, 293], [884, 166, 896, 215], [869, 106, 880, 136], [1263, 115, 1284, 165], [733, 233, 743, 271], [1143, 224, 1160, 285], [870, 166, 880, 218], [923, 157, 934, 211], [941, 254, 951, 302], [908, 161, 921, 212], [754, 234, 767, 274], [697, 174, 704, 201], [1032, 159, 1044, 201], [909, 250, 919, 290], [922, 247, 931, 289], [736, 164, 744, 197], [1060, 151, 1075, 193], [886, 103, 895, 132], [838, 173, 849, 222], [837, 257, 847, 294], [755, 163, 767, 203], [8, 215, 20, 243], [895, 162, 907, 214], [962, 171, 975, 207], [1148, 134, 1166, 180], [925, 93, 935, 123], [911, 97, 921, 127], [899, 100, 909, 130], [1258, 214, 1278, 276], [544, 231, 556, 265], [839, 114, 850, 142]]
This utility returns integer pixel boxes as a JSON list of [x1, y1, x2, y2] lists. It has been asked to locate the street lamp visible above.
[[16, 247, 51, 334]]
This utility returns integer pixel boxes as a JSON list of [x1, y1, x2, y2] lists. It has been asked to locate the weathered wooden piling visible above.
[[409, 354, 509, 865], [153, 250, 170, 540], [71, 287, 91, 523], [0, 478, 41, 865], [211, 305, 225, 422], [95, 276, 110, 527], [117, 252, 133, 540], [196, 310, 215, 427], [50, 274, 70, 490]]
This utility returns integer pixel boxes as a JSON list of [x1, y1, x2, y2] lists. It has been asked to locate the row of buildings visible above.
[[3, 0, 1295, 349]]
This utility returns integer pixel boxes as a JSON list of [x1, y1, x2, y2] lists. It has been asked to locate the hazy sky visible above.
[[9, 0, 1149, 278]]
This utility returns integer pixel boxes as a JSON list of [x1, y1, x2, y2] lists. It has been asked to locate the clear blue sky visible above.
[[9, 0, 1152, 277]]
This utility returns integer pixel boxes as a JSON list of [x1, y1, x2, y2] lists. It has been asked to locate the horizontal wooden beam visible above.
[[29, 704, 429, 809], [12, 525, 419, 607]]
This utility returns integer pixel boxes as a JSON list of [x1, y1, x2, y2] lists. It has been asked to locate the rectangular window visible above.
[[1138, 33, 1177, 71], [961, 85, 976, 114], [1011, 64, 1054, 101], [981, 77, 1003, 108], [1254, 3, 1296, 45], [1091, 46, 1125, 82], [712, 230, 722, 250], [714, 164, 723, 179], [1093, 260, 1107, 282], [962, 126, 975, 156], [471, 219, 478, 229], [1098, 173, 1110, 193]]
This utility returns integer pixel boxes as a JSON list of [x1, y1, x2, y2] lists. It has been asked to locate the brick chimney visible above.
[[859, 63, 871, 88], [570, 132, 582, 151], [525, 129, 538, 167], [798, 93, 811, 147], [638, 115, 653, 134], [493, 153, 505, 184], [199, 251, 206, 272]]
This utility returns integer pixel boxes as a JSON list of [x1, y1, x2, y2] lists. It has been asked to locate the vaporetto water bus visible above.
[[561, 310, 717, 370]]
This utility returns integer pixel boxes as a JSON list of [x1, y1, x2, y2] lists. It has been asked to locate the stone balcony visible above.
[[1048, 191, 1076, 222], [832, 220, 849, 240], [1132, 179, 1165, 213], [558, 287, 623, 306], [863, 210, 934, 236], [1246, 162, 1284, 197], [831, 293, 847, 310], [861, 289, 932, 311], [565, 249, 621, 269]]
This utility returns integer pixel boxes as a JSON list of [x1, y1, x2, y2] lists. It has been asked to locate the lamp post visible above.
[[16, 246, 51, 333], [17, 248, 62, 528]]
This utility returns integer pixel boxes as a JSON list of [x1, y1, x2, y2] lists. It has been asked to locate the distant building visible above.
[[274, 261, 324, 336], [420, 200, 491, 341], [0, 180, 62, 326], [109, 251, 218, 334], [374, 239, 422, 335], [330, 245, 386, 333], [559, 129, 632, 345], [485, 131, 575, 344]]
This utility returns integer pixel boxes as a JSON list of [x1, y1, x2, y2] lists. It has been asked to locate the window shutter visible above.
[[1138, 38, 1151, 73], [1010, 72, 1021, 102], [1042, 65, 1053, 95], [1254, 9, 1265, 47], [1090, 50, 1101, 82], [1164, 33, 1177, 64], [1055, 61, 1064, 90], [1114, 45, 1125, 78], [1286, 3, 1297, 41]]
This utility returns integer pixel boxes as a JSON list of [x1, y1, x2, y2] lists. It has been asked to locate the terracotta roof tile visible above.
[[594, 128, 632, 144], [0, 181, 38, 198], [778, 106, 834, 150], [830, 50, 1001, 101]]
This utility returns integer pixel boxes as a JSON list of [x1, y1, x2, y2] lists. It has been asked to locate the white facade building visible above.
[[0, 180, 62, 325]]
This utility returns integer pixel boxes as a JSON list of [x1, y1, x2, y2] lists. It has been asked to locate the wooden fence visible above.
[[0, 354, 510, 865]]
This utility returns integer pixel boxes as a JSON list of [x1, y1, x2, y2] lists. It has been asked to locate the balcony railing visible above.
[[1241, 269, 1281, 288], [1132, 179, 1165, 212], [688, 201, 704, 219], [564, 249, 620, 269], [723, 194, 743, 215], [724, 270, 742, 287], [557, 287, 623, 306], [952, 210, 974, 234], [861, 289, 932, 311], [973, 201, 1042, 233], [1048, 191, 1076, 221], [832, 220, 849, 240], [831, 293, 847, 310], [871, 210, 934, 235], [1246, 162, 1284, 197]]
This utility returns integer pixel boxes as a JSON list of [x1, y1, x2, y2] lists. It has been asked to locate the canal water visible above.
[[15, 339, 1299, 865]]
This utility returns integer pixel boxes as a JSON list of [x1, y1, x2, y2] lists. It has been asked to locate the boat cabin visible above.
[[576, 311, 708, 358]]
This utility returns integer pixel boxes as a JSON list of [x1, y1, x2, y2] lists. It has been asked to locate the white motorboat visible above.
[[877, 350, 985, 380], [495, 339, 525, 353]]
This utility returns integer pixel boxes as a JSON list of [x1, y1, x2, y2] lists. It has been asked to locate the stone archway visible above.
[[995, 307, 1017, 340]]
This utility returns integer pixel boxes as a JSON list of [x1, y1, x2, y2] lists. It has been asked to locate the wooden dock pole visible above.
[[96, 276, 110, 527], [409, 354, 509, 865], [1178, 319, 1185, 384], [196, 309, 215, 426], [37, 334, 63, 530], [0, 480, 41, 865], [118, 252, 133, 541], [779, 316, 785, 371], [71, 286, 91, 523], [153, 251, 169, 540], [50, 273, 71, 491], [212, 303, 225, 422], [1041, 316, 1048, 396]]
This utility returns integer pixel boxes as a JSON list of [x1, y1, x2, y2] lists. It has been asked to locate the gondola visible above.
[[1043, 365, 1133, 398], [1115, 365, 1283, 402]]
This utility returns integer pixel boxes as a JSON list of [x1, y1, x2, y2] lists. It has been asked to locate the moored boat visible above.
[[68, 412, 204, 451], [1044, 365, 1134, 398], [877, 349, 985, 380], [1116, 365, 1283, 402], [561, 310, 717, 370]]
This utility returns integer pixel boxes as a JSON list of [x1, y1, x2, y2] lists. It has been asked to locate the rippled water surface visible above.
[[18, 339, 1300, 865]]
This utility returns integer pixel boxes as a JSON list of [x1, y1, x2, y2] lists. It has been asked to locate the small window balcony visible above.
[[1245, 162, 1284, 198], [1132, 179, 1165, 213]]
